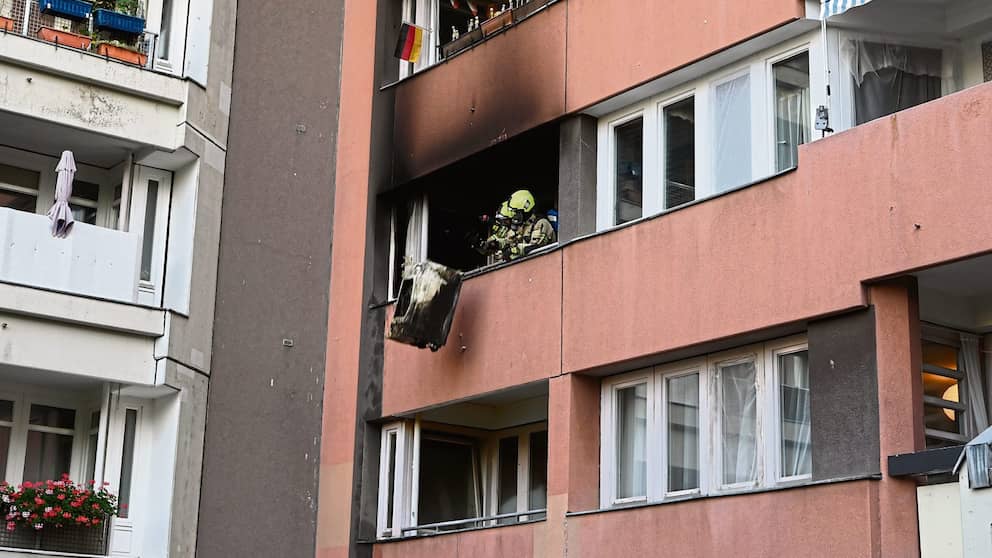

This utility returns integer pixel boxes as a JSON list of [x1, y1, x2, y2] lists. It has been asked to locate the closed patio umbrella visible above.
[[48, 150, 76, 238]]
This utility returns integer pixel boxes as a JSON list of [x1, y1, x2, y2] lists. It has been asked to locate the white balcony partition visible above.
[[0, 208, 141, 303]]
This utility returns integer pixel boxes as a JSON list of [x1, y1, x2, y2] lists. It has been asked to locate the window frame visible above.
[[600, 336, 810, 510], [766, 338, 812, 484], [377, 418, 549, 539], [765, 45, 814, 174], [595, 34, 819, 233], [399, 0, 440, 79], [920, 324, 971, 447]]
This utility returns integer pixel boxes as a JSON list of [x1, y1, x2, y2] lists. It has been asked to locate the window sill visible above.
[[362, 516, 546, 545], [573, 474, 882, 518]]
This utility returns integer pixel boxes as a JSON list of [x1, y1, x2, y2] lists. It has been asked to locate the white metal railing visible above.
[[399, 508, 548, 536]]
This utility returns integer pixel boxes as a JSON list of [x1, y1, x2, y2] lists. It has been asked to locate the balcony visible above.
[[0, 207, 140, 303]]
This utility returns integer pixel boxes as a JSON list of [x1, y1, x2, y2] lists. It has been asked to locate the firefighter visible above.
[[480, 190, 556, 263]]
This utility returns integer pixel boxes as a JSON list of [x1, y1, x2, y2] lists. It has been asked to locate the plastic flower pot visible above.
[[93, 8, 145, 35], [96, 42, 147, 66], [0, 16, 15, 32], [37, 0, 93, 20], [37, 26, 92, 50]]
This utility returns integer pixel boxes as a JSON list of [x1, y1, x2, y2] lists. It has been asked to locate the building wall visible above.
[[197, 1, 346, 558]]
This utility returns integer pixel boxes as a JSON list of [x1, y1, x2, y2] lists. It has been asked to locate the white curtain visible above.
[[404, 195, 428, 266], [779, 352, 812, 477], [714, 74, 752, 192], [960, 334, 990, 436], [617, 383, 647, 498], [721, 361, 758, 484]]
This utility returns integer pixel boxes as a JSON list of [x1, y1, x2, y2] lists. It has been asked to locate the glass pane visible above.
[[714, 74, 752, 192], [23, 431, 73, 482], [667, 374, 699, 492], [118, 409, 138, 519], [29, 404, 76, 429], [774, 52, 811, 172], [140, 180, 160, 282], [721, 360, 758, 485], [614, 118, 643, 225], [111, 185, 123, 229], [780, 351, 811, 477], [616, 383, 647, 499], [664, 97, 695, 209], [497, 437, 518, 520], [922, 341, 958, 371], [0, 163, 41, 190], [528, 430, 548, 514], [417, 437, 479, 526], [853, 43, 942, 125], [71, 180, 100, 202], [71, 204, 98, 225], [159, 0, 174, 58], [0, 189, 38, 212], [0, 426, 9, 478], [385, 432, 397, 529], [84, 411, 100, 483], [0, 399, 12, 422]]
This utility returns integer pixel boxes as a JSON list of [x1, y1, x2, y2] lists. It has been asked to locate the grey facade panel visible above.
[[557, 114, 598, 243], [809, 308, 882, 481], [196, 0, 346, 556]]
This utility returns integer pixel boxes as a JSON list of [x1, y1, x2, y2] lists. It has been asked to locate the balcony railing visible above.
[[1, 0, 158, 69], [0, 208, 141, 303], [398, 508, 547, 537]]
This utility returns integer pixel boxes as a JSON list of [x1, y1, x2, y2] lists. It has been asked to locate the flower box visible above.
[[0, 520, 111, 555], [512, 0, 549, 22], [37, 0, 93, 20], [37, 26, 93, 50], [96, 42, 147, 66], [480, 10, 513, 37], [441, 27, 483, 59], [93, 8, 144, 35], [0, 16, 15, 32]]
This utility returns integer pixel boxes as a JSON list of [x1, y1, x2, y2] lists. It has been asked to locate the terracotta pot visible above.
[[37, 26, 92, 50], [0, 16, 15, 32], [96, 42, 148, 66], [480, 10, 513, 37]]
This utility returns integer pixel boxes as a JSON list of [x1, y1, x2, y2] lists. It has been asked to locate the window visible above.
[[597, 38, 817, 232], [377, 420, 548, 539], [0, 399, 12, 478], [0, 163, 40, 214], [773, 52, 811, 172], [919, 325, 988, 448], [397, 0, 507, 78], [69, 180, 100, 225], [117, 409, 138, 519], [614, 118, 643, 224], [84, 411, 100, 482], [663, 97, 695, 209], [713, 73, 751, 192], [23, 404, 75, 482], [601, 337, 810, 507]]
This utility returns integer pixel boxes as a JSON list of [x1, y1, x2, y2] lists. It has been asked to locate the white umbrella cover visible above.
[[48, 150, 76, 238]]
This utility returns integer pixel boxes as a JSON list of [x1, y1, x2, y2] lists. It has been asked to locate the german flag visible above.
[[395, 23, 426, 63]]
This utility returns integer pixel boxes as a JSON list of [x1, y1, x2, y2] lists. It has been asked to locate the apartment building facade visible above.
[[0, 0, 234, 556], [201, 0, 992, 557]]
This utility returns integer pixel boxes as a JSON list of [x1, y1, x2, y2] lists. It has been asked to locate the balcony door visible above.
[[104, 398, 149, 558], [129, 167, 172, 306]]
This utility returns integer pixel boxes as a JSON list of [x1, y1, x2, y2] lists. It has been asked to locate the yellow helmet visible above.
[[497, 201, 515, 219], [507, 190, 535, 214]]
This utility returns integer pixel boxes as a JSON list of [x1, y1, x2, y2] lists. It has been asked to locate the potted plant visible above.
[[37, 20, 92, 50], [94, 38, 147, 65], [93, 0, 145, 35], [1, 475, 119, 555], [38, 0, 93, 20], [0, 0, 16, 32]]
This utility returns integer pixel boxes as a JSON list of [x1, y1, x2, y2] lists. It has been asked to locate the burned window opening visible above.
[[387, 123, 559, 279]]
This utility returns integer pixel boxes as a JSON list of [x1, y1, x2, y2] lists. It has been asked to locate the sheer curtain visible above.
[[960, 334, 990, 437], [617, 384, 647, 499], [845, 41, 944, 125], [404, 195, 427, 265], [721, 361, 758, 485], [714, 74, 752, 192], [780, 352, 812, 477]]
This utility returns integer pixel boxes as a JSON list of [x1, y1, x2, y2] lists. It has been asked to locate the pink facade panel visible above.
[[563, 83, 992, 373], [564, 0, 805, 111], [373, 522, 536, 558], [392, 3, 567, 183], [381, 252, 563, 416], [567, 481, 877, 558]]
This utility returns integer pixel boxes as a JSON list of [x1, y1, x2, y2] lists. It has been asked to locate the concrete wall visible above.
[[198, 1, 345, 557]]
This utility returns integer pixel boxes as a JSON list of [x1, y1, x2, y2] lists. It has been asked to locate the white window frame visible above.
[[767, 338, 813, 484], [595, 33, 821, 232], [399, 0, 440, 79], [129, 166, 174, 306], [376, 418, 549, 539], [600, 336, 810, 509], [387, 194, 429, 301]]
